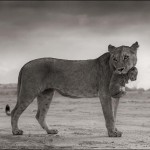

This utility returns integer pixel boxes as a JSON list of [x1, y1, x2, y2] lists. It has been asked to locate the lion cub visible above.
[[109, 67, 138, 98]]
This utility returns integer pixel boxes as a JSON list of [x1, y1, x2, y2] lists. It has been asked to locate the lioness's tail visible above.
[[5, 66, 23, 116], [5, 104, 11, 116]]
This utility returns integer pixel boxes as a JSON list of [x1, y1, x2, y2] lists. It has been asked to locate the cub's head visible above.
[[108, 42, 139, 74], [128, 67, 138, 81]]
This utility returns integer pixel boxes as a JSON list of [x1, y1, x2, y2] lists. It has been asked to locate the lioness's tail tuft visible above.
[[5, 104, 11, 116]]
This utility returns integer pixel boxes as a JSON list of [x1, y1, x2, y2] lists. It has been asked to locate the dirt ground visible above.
[[0, 85, 150, 149]]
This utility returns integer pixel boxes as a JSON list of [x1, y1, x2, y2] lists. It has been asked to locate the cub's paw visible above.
[[12, 129, 23, 135], [47, 129, 58, 134], [108, 129, 122, 137]]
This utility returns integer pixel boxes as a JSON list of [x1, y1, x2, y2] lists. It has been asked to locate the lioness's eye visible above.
[[113, 57, 118, 62], [124, 55, 129, 60]]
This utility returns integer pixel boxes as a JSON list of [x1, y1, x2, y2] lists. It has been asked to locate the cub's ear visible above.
[[130, 42, 139, 53], [108, 44, 116, 53]]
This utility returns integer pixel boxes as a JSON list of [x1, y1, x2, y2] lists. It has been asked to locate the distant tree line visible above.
[[125, 87, 145, 92], [0, 84, 149, 92]]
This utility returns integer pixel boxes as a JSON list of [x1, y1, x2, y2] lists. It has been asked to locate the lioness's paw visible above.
[[12, 129, 23, 135], [108, 129, 122, 137], [47, 129, 58, 134]]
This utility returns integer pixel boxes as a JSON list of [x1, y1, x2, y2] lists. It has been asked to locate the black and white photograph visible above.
[[0, 1, 150, 149]]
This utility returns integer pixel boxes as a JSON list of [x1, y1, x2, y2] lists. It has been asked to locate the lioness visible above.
[[6, 42, 139, 137]]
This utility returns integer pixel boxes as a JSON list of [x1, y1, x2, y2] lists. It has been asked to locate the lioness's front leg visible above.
[[99, 94, 122, 137], [112, 98, 120, 123], [112, 97, 122, 133]]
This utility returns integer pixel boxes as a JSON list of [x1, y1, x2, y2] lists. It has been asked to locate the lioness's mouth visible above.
[[114, 70, 123, 75], [114, 69, 127, 75]]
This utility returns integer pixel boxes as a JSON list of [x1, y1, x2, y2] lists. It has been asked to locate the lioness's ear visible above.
[[108, 44, 116, 53], [130, 42, 139, 52]]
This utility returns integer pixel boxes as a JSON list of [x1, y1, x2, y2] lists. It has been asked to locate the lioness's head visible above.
[[108, 42, 139, 74]]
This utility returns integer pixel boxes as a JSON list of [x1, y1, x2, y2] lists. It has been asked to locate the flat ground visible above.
[[0, 85, 150, 149]]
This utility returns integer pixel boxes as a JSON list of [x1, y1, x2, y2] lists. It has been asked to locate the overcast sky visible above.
[[0, 1, 150, 89]]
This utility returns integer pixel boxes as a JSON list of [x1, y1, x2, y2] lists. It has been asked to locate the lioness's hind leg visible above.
[[36, 89, 58, 134], [11, 94, 35, 135]]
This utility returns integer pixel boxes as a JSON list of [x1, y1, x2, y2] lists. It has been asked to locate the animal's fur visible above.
[[5, 42, 139, 137]]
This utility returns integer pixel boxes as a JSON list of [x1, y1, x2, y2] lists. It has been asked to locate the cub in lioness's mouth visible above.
[[109, 67, 138, 98]]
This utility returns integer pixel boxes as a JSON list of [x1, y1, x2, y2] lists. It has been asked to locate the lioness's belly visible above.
[[55, 83, 98, 98]]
